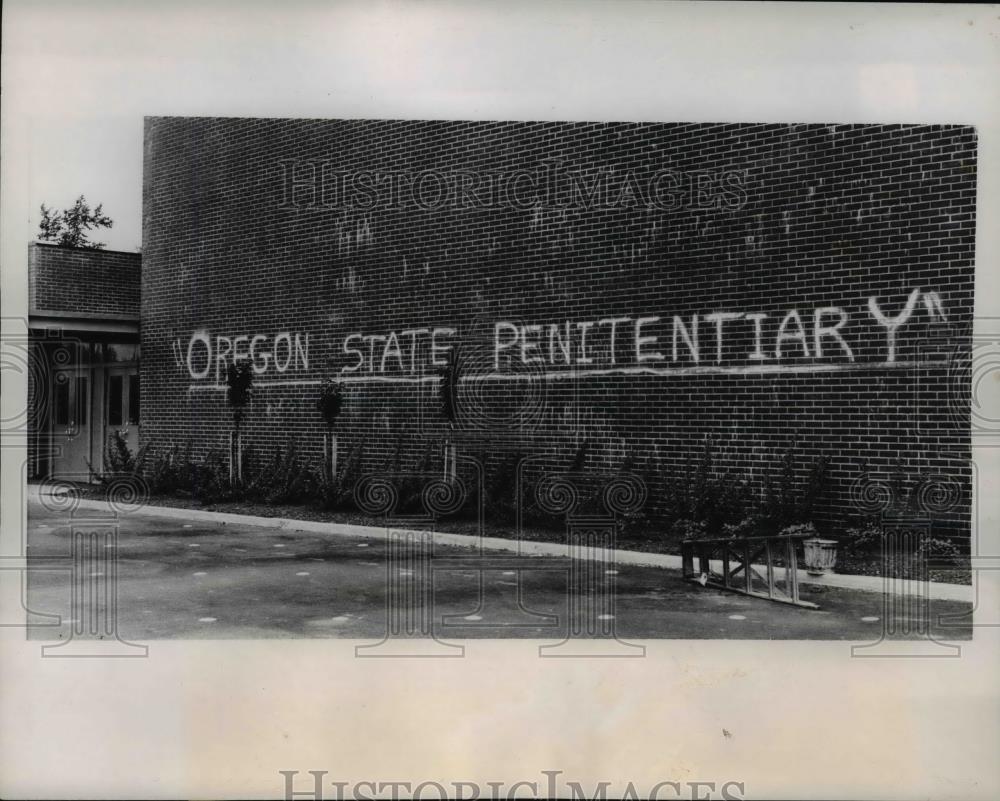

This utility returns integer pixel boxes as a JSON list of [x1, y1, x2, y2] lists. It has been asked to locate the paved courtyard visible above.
[[24, 499, 972, 642]]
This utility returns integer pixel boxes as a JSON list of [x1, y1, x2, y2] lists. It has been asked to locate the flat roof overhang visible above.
[[29, 309, 139, 337]]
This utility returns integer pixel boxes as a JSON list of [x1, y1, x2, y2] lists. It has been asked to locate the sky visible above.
[[4, 0, 996, 257], [25, 115, 143, 252]]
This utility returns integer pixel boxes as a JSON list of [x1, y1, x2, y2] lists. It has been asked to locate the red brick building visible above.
[[41, 118, 979, 532]]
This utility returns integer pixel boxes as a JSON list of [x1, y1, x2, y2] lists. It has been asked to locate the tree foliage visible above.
[[38, 195, 113, 249]]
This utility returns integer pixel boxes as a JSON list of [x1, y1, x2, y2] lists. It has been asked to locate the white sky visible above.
[[3, 1, 997, 254]]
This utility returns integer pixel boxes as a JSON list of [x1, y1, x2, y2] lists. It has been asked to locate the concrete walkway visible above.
[[27, 486, 973, 603], [24, 494, 975, 642]]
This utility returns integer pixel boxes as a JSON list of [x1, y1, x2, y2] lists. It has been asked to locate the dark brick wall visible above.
[[29, 242, 140, 317], [141, 118, 975, 532]]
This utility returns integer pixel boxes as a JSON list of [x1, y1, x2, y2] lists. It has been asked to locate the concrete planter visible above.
[[803, 538, 838, 576]]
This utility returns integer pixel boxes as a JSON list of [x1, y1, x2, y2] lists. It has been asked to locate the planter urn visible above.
[[803, 537, 838, 576]]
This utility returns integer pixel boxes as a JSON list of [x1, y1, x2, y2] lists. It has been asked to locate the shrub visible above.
[[799, 455, 829, 521], [316, 442, 365, 510], [568, 439, 589, 472], [439, 357, 458, 427], [195, 448, 235, 503], [615, 451, 650, 539], [722, 515, 761, 538], [663, 439, 749, 535], [761, 444, 797, 528], [264, 441, 315, 505], [223, 439, 315, 505], [398, 441, 437, 514], [483, 451, 522, 524], [920, 536, 961, 560], [842, 518, 880, 551], [842, 519, 960, 561], [672, 518, 708, 541], [778, 522, 818, 539], [89, 429, 148, 485], [760, 445, 830, 531], [165, 446, 233, 504], [706, 471, 750, 533], [143, 442, 183, 495]]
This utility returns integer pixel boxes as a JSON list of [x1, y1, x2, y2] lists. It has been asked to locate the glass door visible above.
[[49, 368, 91, 479], [105, 366, 140, 458]]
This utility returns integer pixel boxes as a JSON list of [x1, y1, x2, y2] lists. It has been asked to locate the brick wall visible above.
[[29, 242, 140, 318], [141, 118, 975, 532]]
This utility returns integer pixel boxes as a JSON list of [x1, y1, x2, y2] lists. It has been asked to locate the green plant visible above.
[[706, 471, 750, 533], [761, 444, 797, 528], [171, 441, 200, 495], [398, 441, 436, 514], [919, 536, 960, 560], [842, 519, 960, 561], [759, 445, 830, 531], [672, 518, 708, 541], [439, 354, 459, 427], [615, 451, 650, 538], [38, 195, 113, 249], [175, 446, 234, 504], [662, 439, 748, 535], [690, 439, 714, 521], [799, 455, 829, 521], [483, 451, 522, 523], [118, 439, 242, 504], [143, 442, 183, 494], [842, 519, 885, 552], [778, 522, 818, 538], [663, 455, 693, 524], [89, 429, 148, 484], [722, 514, 761, 538], [568, 439, 590, 472], [316, 442, 365, 510], [261, 440, 315, 505]]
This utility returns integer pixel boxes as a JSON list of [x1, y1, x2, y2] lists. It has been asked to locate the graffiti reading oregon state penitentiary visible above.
[[173, 288, 949, 388]]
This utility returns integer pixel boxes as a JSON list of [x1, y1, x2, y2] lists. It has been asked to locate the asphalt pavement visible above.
[[24, 499, 973, 642]]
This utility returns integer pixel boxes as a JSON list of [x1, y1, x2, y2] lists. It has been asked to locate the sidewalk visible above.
[[27, 485, 973, 603]]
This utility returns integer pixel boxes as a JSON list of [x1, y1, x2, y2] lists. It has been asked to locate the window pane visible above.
[[105, 343, 139, 363], [128, 374, 140, 425], [77, 376, 88, 426], [54, 376, 70, 426], [108, 375, 123, 426]]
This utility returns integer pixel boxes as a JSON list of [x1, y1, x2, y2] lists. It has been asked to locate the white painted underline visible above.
[[185, 359, 952, 391]]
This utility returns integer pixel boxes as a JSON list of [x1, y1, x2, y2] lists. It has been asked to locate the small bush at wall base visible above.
[[240, 440, 316, 505], [89, 429, 148, 485], [842, 518, 962, 561], [315, 442, 365, 511]]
